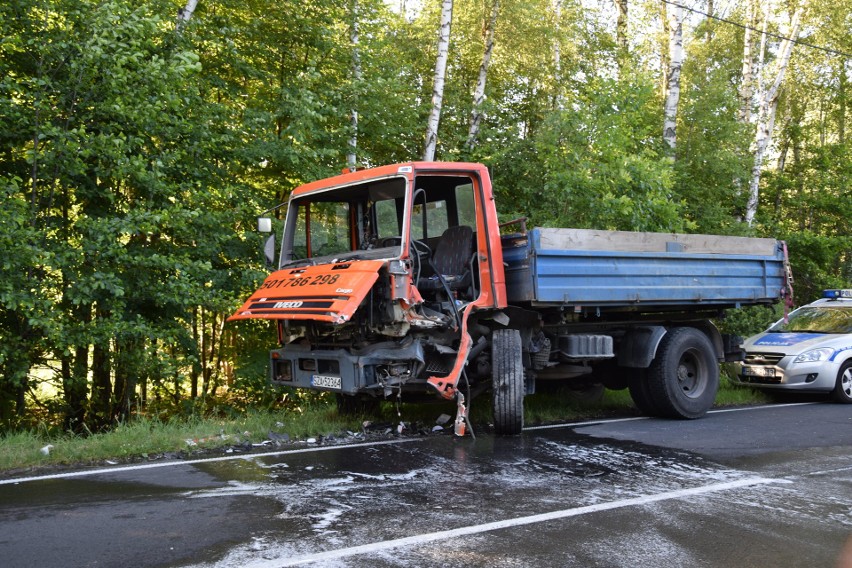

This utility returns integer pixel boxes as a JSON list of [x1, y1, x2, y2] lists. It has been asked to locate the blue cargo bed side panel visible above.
[[529, 232, 786, 307]]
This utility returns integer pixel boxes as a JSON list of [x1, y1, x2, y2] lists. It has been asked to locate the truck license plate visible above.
[[742, 366, 775, 378], [311, 375, 342, 389]]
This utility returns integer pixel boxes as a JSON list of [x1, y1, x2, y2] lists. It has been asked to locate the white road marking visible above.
[[524, 416, 649, 431], [708, 402, 819, 413], [523, 402, 819, 432], [228, 477, 788, 568], [0, 438, 422, 486]]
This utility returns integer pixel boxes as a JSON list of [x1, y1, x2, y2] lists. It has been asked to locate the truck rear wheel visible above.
[[492, 329, 524, 435], [647, 327, 718, 419], [627, 369, 662, 416]]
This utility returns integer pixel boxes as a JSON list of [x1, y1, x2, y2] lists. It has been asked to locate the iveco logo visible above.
[[273, 300, 303, 309]]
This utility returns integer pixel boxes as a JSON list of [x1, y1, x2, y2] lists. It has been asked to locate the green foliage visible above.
[[531, 72, 689, 232], [716, 304, 783, 338]]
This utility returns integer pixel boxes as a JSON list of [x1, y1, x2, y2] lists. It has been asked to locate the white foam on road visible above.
[[203, 476, 788, 568]]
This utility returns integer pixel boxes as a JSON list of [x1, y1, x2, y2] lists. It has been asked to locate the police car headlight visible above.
[[793, 348, 835, 364]]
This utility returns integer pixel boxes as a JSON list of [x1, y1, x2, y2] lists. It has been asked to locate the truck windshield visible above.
[[768, 306, 852, 334], [292, 201, 351, 260], [284, 177, 408, 265]]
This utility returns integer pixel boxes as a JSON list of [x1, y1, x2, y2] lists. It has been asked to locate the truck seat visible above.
[[418, 225, 474, 293]]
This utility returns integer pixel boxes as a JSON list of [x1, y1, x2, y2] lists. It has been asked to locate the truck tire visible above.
[[492, 329, 524, 435], [647, 327, 719, 419], [627, 369, 662, 416]]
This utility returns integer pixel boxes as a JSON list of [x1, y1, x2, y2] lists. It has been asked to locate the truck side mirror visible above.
[[258, 217, 275, 268]]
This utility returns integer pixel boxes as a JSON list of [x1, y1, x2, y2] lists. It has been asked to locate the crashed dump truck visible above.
[[229, 162, 792, 435]]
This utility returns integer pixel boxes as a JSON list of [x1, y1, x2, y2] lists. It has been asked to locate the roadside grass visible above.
[[0, 404, 362, 474], [0, 377, 770, 474]]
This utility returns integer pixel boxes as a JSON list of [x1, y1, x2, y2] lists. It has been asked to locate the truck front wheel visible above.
[[492, 329, 525, 435], [647, 327, 719, 419]]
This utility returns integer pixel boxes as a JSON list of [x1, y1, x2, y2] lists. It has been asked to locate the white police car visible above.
[[734, 289, 852, 403]]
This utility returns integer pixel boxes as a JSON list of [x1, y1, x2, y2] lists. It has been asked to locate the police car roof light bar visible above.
[[822, 289, 852, 299]]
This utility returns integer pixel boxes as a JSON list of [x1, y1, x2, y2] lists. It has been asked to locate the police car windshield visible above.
[[769, 306, 852, 334]]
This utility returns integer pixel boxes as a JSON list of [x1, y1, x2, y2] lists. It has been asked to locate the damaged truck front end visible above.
[[229, 163, 503, 408]]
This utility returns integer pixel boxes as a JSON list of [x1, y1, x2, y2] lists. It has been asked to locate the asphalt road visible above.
[[1, 402, 850, 568]]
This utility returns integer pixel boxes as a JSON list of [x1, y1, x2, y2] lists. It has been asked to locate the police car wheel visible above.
[[832, 362, 852, 404]]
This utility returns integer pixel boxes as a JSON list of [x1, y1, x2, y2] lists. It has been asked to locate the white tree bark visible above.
[[553, 0, 563, 110], [177, 0, 199, 29], [662, 3, 684, 151], [737, 0, 754, 122], [465, 0, 499, 151], [744, 6, 804, 226], [423, 0, 454, 162], [347, 0, 362, 169], [614, 0, 628, 53]]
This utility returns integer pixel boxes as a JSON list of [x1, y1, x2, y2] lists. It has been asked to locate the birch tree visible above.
[[553, 0, 562, 109], [615, 0, 628, 53], [744, 5, 805, 226], [177, 0, 199, 29], [347, 0, 362, 168], [423, 0, 454, 161], [738, 0, 755, 123], [465, 0, 499, 151], [662, 1, 684, 152]]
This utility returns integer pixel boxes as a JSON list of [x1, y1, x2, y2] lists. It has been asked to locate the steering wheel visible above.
[[411, 239, 432, 258], [378, 236, 403, 247]]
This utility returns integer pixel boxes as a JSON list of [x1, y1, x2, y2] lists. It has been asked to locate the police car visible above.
[[734, 289, 852, 403]]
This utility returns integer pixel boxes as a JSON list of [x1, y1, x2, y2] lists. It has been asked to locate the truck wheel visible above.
[[627, 369, 661, 416], [831, 362, 852, 404], [492, 329, 524, 435], [647, 327, 719, 419]]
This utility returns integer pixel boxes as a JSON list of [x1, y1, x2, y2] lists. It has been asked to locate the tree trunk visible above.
[[553, 0, 563, 109], [0, 342, 29, 429], [737, 0, 754, 123], [465, 0, 499, 151], [705, 0, 714, 41], [660, 0, 669, 98], [662, 2, 683, 152], [113, 337, 142, 423], [90, 307, 112, 431], [190, 306, 200, 399], [839, 61, 847, 144], [177, 0, 199, 29], [615, 0, 628, 58], [613, 0, 628, 76], [423, 0, 454, 162], [744, 6, 804, 226], [347, 0, 362, 169], [61, 337, 90, 433]]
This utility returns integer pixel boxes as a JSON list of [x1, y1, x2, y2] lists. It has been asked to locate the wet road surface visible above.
[[1, 403, 850, 567]]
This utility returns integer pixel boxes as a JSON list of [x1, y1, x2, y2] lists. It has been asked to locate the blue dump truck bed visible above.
[[502, 228, 788, 308]]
